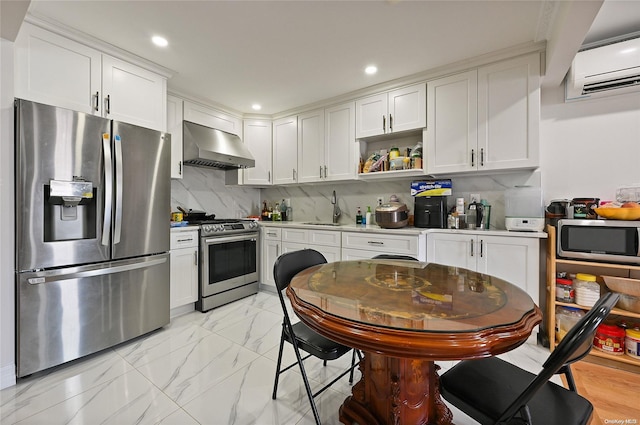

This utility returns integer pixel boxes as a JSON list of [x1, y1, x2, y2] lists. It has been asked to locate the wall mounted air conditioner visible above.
[[566, 36, 640, 101]]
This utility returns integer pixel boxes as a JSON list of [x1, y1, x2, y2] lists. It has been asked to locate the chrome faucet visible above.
[[331, 190, 341, 224]]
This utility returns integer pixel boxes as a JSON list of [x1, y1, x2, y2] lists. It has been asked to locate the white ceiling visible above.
[[20, 0, 640, 116]]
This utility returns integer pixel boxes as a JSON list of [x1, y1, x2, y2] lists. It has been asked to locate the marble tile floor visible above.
[[1, 291, 556, 425]]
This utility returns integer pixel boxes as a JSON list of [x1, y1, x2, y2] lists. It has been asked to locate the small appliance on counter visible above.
[[505, 186, 545, 232], [545, 199, 570, 227], [411, 179, 452, 229], [467, 201, 491, 230], [375, 195, 409, 228]]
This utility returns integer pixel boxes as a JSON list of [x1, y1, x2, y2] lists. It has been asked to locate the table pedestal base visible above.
[[339, 353, 453, 425]]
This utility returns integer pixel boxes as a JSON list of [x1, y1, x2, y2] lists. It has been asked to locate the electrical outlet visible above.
[[470, 193, 481, 204], [377, 197, 384, 206]]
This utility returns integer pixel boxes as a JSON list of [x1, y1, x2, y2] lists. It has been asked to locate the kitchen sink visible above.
[[302, 222, 342, 226]]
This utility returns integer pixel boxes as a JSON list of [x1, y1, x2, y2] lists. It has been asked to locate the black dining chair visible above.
[[439, 291, 619, 425], [373, 254, 418, 261], [272, 249, 361, 425]]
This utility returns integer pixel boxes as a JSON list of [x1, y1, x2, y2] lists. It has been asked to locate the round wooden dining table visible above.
[[287, 259, 542, 425]]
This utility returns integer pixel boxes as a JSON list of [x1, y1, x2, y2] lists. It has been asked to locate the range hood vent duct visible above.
[[183, 120, 255, 170]]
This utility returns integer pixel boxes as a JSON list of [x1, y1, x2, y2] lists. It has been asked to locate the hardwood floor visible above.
[[564, 360, 640, 425]]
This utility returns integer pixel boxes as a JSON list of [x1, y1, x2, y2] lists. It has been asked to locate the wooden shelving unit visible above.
[[546, 225, 640, 368]]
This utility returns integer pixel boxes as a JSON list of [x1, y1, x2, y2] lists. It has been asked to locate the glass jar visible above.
[[574, 273, 600, 307], [555, 278, 574, 302], [555, 306, 585, 342]]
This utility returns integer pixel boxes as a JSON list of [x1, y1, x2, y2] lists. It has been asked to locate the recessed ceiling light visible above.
[[365, 65, 378, 75], [252, 104, 262, 111], [152, 36, 168, 47]]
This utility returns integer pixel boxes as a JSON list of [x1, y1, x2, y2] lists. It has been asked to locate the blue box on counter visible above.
[[411, 179, 452, 197]]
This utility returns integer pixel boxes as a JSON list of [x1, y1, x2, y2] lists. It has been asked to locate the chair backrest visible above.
[[273, 249, 327, 292], [497, 291, 619, 423], [372, 254, 418, 261]]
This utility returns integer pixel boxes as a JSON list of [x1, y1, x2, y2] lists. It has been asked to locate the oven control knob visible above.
[[249, 221, 258, 229], [202, 224, 212, 233], [215, 224, 224, 232]]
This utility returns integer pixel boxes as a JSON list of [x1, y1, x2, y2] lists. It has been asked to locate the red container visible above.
[[594, 324, 625, 355]]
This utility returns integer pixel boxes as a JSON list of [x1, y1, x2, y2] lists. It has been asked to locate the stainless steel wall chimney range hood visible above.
[[183, 121, 255, 170]]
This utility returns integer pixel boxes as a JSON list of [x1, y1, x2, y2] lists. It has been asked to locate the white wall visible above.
[[0, 37, 16, 389], [540, 85, 640, 204]]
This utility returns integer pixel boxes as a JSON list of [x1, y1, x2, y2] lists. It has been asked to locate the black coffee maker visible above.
[[414, 196, 447, 228]]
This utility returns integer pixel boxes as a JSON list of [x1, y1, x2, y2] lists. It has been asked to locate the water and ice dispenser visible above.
[[44, 178, 97, 241]]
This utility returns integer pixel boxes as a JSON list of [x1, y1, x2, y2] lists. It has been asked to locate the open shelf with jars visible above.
[[356, 130, 426, 180], [546, 225, 640, 367]]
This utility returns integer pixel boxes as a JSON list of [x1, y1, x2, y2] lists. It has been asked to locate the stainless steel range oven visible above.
[[194, 219, 260, 312]]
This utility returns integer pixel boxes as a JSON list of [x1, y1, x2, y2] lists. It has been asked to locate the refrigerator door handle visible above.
[[26, 256, 167, 285], [114, 134, 123, 244], [101, 133, 113, 246]]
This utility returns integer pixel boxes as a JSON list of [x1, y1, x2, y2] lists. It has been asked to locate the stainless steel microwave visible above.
[[557, 219, 640, 264]]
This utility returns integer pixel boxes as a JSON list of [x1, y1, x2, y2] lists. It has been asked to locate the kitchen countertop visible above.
[[259, 221, 547, 239]]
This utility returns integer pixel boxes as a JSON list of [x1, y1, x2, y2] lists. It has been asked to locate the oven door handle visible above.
[[203, 234, 258, 245]]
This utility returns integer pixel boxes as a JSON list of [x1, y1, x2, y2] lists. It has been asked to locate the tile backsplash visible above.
[[171, 167, 260, 218], [171, 167, 540, 230]]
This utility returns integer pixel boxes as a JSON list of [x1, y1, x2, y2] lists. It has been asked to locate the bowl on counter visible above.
[[602, 275, 640, 297], [594, 207, 640, 220]]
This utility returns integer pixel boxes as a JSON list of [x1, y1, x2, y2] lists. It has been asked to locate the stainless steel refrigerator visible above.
[[15, 99, 171, 377]]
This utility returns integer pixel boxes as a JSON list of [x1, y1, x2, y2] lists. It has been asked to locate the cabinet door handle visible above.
[[105, 94, 111, 114], [194, 251, 198, 266], [324, 165, 328, 178], [480, 148, 484, 167], [382, 115, 386, 132], [268, 171, 271, 183], [471, 149, 475, 167], [93, 91, 99, 111], [179, 161, 182, 175], [480, 239, 484, 257], [293, 169, 296, 181], [367, 241, 384, 245], [389, 114, 393, 132], [319, 166, 323, 179], [470, 239, 474, 257]]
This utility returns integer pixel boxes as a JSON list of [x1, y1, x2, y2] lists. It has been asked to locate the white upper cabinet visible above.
[[426, 70, 478, 174], [242, 119, 273, 186], [426, 53, 540, 174], [297, 102, 356, 183], [272, 115, 298, 185], [325, 102, 356, 181], [183, 101, 242, 136], [356, 82, 426, 139], [297, 109, 325, 183], [15, 23, 101, 115], [477, 53, 540, 171], [102, 55, 167, 131], [167, 95, 183, 179], [15, 23, 168, 132]]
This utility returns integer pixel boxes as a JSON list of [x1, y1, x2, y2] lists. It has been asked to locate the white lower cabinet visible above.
[[261, 226, 342, 291], [261, 227, 282, 291], [426, 232, 540, 304], [341, 231, 426, 261], [282, 228, 342, 262], [169, 228, 199, 309]]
